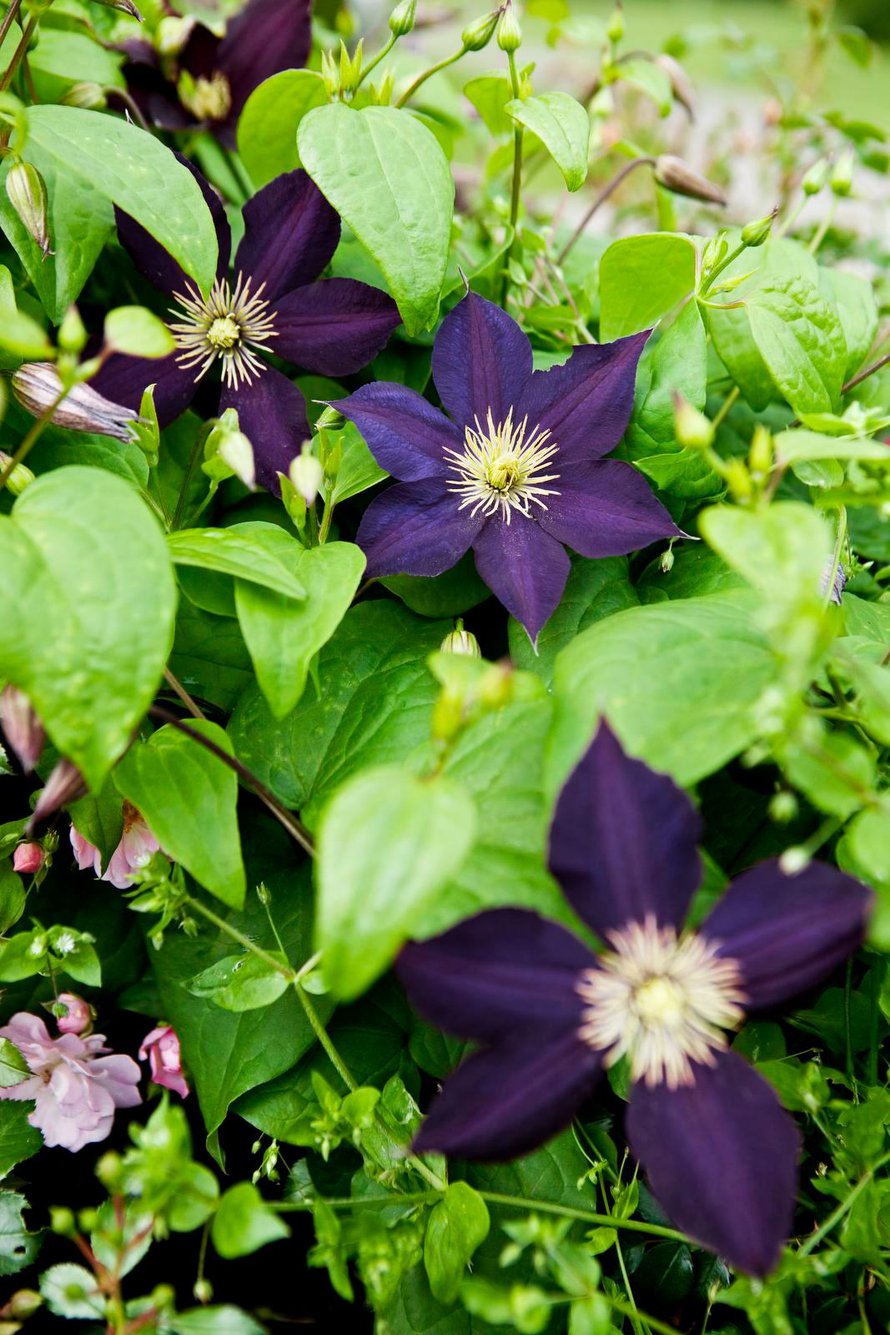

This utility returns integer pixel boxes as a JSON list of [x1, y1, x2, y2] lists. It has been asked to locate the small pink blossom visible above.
[[55, 993, 94, 1037], [139, 1025, 189, 1099], [0, 1013, 141, 1152], [70, 802, 160, 890], [12, 842, 44, 874]]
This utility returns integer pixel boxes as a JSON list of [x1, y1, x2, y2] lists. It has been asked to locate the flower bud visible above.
[[389, 0, 416, 37], [289, 447, 324, 506], [0, 685, 45, 773], [802, 159, 828, 196], [50, 1207, 77, 1236], [820, 559, 846, 606], [5, 158, 51, 258], [96, 1150, 124, 1190], [741, 208, 776, 248], [27, 759, 88, 834], [654, 53, 695, 119], [606, 3, 624, 43], [461, 8, 501, 52], [769, 791, 798, 824], [55, 993, 95, 1036], [830, 149, 854, 197], [748, 425, 773, 480], [77, 1208, 99, 1233], [654, 155, 726, 206], [724, 458, 753, 504], [61, 82, 107, 110], [672, 393, 714, 450], [779, 846, 810, 875], [659, 547, 674, 574], [92, 0, 143, 17], [315, 405, 344, 432], [13, 842, 45, 875], [8, 1290, 43, 1319], [0, 449, 35, 495], [440, 626, 481, 657], [57, 305, 88, 356], [497, 3, 522, 53], [12, 362, 139, 441], [192, 1279, 213, 1304]]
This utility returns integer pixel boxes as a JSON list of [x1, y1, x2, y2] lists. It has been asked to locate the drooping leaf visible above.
[[424, 1183, 490, 1304], [506, 92, 590, 190], [211, 1182, 289, 1258], [167, 524, 307, 600]]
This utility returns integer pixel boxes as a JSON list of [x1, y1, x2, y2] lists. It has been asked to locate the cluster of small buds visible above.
[[322, 40, 364, 98]]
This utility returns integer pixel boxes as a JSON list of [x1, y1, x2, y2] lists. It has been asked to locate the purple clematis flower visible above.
[[335, 292, 680, 641], [121, 0, 312, 147], [397, 721, 871, 1276], [93, 164, 400, 492]]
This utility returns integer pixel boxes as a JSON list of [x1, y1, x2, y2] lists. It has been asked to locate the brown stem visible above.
[[0, 13, 38, 94], [162, 667, 206, 720], [0, 0, 23, 49], [557, 157, 655, 264], [148, 705, 314, 856]]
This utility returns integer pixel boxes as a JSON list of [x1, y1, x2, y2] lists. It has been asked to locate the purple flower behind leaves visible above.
[[335, 292, 680, 641], [121, 0, 312, 148], [0, 1012, 141, 1152], [396, 721, 871, 1276], [93, 164, 400, 493]]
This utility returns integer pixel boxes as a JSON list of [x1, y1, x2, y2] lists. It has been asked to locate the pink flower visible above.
[[70, 802, 160, 890], [12, 842, 44, 874], [139, 1025, 189, 1099], [0, 1013, 141, 1152], [55, 993, 94, 1037]]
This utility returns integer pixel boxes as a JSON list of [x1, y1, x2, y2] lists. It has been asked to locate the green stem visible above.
[[476, 1191, 687, 1242], [798, 1154, 890, 1256], [808, 197, 836, 255], [557, 157, 655, 265], [607, 1298, 679, 1335], [0, 12, 36, 94], [276, 1191, 442, 1212], [354, 32, 396, 90], [186, 895, 298, 981], [0, 385, 69, 492], [699, 241, 746, 296], [170, 423, 211, 531], [499, 49, 524, 306], [711, 385, 740, 432], [294, 981, 356, 1090], [394, 48, 464, 109], [317, 489, 335, 545], [844, 957, 858, 1102]]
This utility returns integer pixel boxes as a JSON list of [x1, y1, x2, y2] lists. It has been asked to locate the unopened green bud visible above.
[[151, 1284, 176, 1310], [802, 159, 828, 196], [497, 3, 522, 52], [77, 1207, 99, 1233], [8, 1290, 43, 1319], [769, 791, 798, 824], [741, 208, 776, 248], [748, 424, 773, 478], [289, 446, 324, 505], [654, 155, 726, 207], [50, 1206, 76, 1236], [315, 405, 344, 432], [389, 0, 416, 37], [58, 305, 88, 355], [606, 3, 624, 43], [193, 1279, 213, 1304], [461, 8, 501, 52], [96, 1150, 123, 1190], [203, 408, 255, 489], [659, 546, 674, 573], [672, 392, 714, 449], [830, 149, 854, 197], [0, 450, 35, 496], [654, 53, 695, 118], [5, 158, 51, 258], [725, 458, 753, 503], [440, 625, 481, 657], [61, 82, 107, 110]]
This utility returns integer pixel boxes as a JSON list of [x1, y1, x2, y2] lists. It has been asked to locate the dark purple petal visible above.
[[221, 367, 309, 494], [115, 155, 230, 298], [627, 1050, 800, 1276], [397, 909, 593, 1044], [272, 279, 400, 376], [91, 352, 196, 427], [471, 515, 570, 645], [236, 171, 340, 302], [335, 383, 461, 482], [701, 860, 871, 1011], [118, 62, 196, 133], [414, 1028, 602, 1161], [357, 478, 483, 578], [539, 460, 681, 557], [548, 720, 702, 940], [217, 0, 311, 120], [432, 291, 534, 429], [178, 23, 222, 81], [519, 332, 650, 464]]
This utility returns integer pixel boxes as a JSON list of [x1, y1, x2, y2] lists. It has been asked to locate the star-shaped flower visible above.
[[121, 0, 312, 147], [397, 721, 871, 1276], [94, 163, 400, 493], [335, 292, 680, 641]]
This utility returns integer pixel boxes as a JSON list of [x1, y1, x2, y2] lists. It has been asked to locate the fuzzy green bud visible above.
[[50, 1206, 77, 1236], [389, 0, 416, 37], [672, 392, 714, 450], [5, 158, 51, 258], [802, 159, 828, 196], [461, 8, 502, 53], [725, 458, 753, 503], [440, 626, 481, 657], [741, 208, 776, 248], [748, 423, 773, 478], [0, 450, 35, 496], [77, 1207, 99, 1233], [192, 1279, 213, 1304], [61, 82, 107, 110], [57, 305, 88, 356], [769, 791, 798, 824], [497, 4, 522, 52], [830, 150, 854, 197]]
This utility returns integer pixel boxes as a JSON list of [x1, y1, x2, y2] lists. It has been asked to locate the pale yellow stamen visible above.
[[577, 914, 747, 1089], [168, 274, 278, 391], [179, 72, 232, 122], [443, 406, 560, 522]]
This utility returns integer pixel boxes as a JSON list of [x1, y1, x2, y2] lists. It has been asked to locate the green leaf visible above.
[[464, 73, 514, 136], [328, 420, 387, 504], [168, 524, 307, 600], [546, 592, 775, 795], [104, 305, 175, 359], [847, 808, 890, 884], [0, 306, 53, 358], [228, 602, 444, 821], [298, 102, 453, 334], [774, 428, 890, 465], [235, 540, 366, 719], [0, 861, 25, 935], [0, 467, 176, 790], [18, 29, 124, 102], [41, 1263, 104, 1318], [16, 106, 219, 294], [237, 70, 328, 186], [424, 1183, 490, 1304], [114, 721, 245, 909], [506, 92, 590, 190], [746, 276, 846, 416], [820, 268, 879, 380], [69, 782, 125, 867], [188, 952, 290, 1012], [615, 56, 673, 114], [315, 767, 476, 1000], [0, 1038, 29, 1090], [212, 1182, 289, 1258], [599, 234, 696, 341], [625, 300, 709, 457], [0, 1189, 39, 1277], [698, 501, 831, 604], [170, 1308, 266, 1335], [0, 1102, 41, 1179]]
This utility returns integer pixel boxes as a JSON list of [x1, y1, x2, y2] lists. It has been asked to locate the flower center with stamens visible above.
[[178, 72, 232, 122], [576, 914, 746, 1089], [443, 407, 560, 522], [168, 274, 278, 391]]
